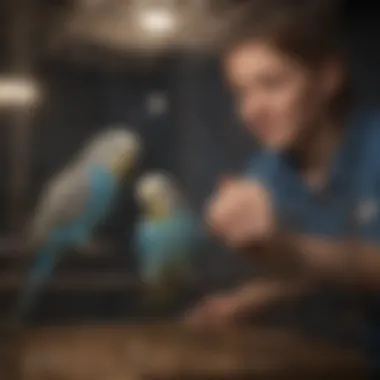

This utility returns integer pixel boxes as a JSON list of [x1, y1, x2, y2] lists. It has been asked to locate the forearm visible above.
[[234, 276, 315, 315], [262, 232, 380, 292]]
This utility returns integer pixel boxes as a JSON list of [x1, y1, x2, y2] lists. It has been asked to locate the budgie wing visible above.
[[136, 216, 197, 284], [30, 167, 91, 244]]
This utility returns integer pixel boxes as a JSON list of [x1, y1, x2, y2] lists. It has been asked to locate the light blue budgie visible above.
[[134, 172, 204, 306], [13, 127, 142, 322]]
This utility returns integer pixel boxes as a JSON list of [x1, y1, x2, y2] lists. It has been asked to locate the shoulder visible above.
[[352, 108, 380, 173], [345, 108, 380, 205], [352, 107, 380, 148]]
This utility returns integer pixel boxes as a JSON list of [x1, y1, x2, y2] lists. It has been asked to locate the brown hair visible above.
[[221, 0, 345, 65], [220, 0, 350, 114]]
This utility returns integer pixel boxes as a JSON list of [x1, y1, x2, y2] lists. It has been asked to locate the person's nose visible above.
[[243, 94, 269, 125]]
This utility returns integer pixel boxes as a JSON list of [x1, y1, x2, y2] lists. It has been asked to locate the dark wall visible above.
[[0, 1, 379, 322], [1, 1, 379, 238], [2, 9, 380, 269]]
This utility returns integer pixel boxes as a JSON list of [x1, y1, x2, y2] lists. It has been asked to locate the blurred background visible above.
[[0, 0, 378, 325]]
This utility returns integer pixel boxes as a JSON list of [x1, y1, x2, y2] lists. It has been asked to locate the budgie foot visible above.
[[141, 261, 192, 312], [141, 278, 186, 312]]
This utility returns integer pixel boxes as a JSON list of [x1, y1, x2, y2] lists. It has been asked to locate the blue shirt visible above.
[[246, 109, 380, 370]]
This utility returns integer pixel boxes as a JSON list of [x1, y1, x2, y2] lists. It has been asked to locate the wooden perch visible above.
[[0, 237, 119, 258], [0, 272, 139, 292], [4, 323, 368, 380]]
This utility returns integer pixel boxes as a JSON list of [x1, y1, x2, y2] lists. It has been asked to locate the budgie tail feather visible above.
[[13, 241, 62, 323]]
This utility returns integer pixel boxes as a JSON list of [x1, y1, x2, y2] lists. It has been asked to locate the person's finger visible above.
[[206, 197, 235, 236], [222, 209, 256, 248], [217, 191, 252, 236], [231, 220, 258, 244], [204, 193, 224, 226], [203, 176, 234, 217]]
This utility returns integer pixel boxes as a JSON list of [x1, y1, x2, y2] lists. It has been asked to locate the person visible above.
[[184, 0, 380, 375]]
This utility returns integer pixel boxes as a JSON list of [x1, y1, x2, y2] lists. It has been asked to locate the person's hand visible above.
[[206, 177, 275, 248], [183, 291, 247, 328]]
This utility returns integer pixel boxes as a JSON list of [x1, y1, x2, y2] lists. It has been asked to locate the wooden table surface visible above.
[[2, 322, 369, 380]]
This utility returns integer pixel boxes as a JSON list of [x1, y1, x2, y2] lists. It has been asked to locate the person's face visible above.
[[224, 41, 343, 151]]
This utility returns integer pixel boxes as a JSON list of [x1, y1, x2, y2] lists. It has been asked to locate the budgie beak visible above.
[[146, 201, 168, 221]]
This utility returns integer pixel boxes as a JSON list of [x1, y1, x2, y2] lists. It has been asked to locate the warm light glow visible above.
[[0, 77, 40, 108], [137, 7, 177, 34], [80, 0, 105, 9]]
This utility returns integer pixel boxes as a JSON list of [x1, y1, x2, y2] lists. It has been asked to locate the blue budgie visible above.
[[13, 127, 142, 322], [134, 172, 204, 306]]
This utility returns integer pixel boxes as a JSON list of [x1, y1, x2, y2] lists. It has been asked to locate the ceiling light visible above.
[[137, 7, 178, 34]]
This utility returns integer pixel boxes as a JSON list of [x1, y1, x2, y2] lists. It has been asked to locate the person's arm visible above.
[[183, 275, 315, 326], [232, 275, 316, 315], [242, 150, 380, 292], [256, 232, 380, 292]]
